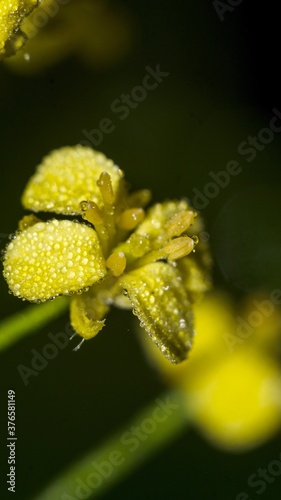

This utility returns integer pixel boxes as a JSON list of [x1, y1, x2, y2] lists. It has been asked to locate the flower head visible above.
[[2, 145, 211, 363]]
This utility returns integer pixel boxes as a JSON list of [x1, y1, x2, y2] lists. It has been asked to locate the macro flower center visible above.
[[79, 170, 198, 280]]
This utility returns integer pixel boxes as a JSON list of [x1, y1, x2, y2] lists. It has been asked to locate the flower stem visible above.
[[33, 389, 188, 499], [0, 297, 69, 351]]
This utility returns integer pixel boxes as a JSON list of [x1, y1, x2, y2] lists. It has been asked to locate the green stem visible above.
[[0, 297, 69, 351], [33, 389, 188, 500]]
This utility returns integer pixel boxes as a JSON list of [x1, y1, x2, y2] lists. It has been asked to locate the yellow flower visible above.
[[139, 291, 281, 450], [2, 145, 211, 363], [0, 0, 42, 58], [4, 0, 133, 74]]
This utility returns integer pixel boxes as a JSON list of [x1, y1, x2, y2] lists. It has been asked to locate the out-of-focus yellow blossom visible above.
[[4, 0, 134, 74], [139, 291, 281, 450], [2, 145, 211, 363], [237, 292, 281, 355], [0, 0, 42, 58]]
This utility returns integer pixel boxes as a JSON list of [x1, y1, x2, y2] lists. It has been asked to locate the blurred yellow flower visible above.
[[0, 0, 41, 58], [139, 291, 281, 450], [4, 0, 134, 74], [2, 145, 211, 363]]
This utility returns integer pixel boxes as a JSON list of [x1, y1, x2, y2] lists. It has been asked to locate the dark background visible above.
[[1, 0, 281, 498]]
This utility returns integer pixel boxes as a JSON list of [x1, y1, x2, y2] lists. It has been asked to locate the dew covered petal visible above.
[[70, 290, 109, 340], [3, 220, 107, 302], [22, 145, 124, 215], [177, 255, 212, 302], [0, 0, 40, 58], [119, 262, 194, 363]]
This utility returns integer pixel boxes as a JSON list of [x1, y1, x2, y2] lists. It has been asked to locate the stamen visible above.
[[80, 200, 104, 225], [163, 236, 195, 260], [126, 249, 166, 271], [117, 208, 145, 230], [106, 251, 127, 277], [165, 210, 196, 238], [97, 171, 114, 205]]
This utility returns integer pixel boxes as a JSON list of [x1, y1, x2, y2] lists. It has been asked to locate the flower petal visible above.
[[70, 291, 109, 340], [22, 146, 124, 215], [0, 0, 40, 58], [119, 262, 194, 363], [3, 220, 107, 302], [177, 255, 212, 302], [185, 349, 281, 450]]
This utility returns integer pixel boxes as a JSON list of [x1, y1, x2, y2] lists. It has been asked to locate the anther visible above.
[[106, 251, 127, 277], [163, 236, 195, 260], [117, 208, 145, 230], [80, 200, 104, 226], [127, 189, 152, 207], [165, 210, 196, 238], [97, 171, 114, 205]]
